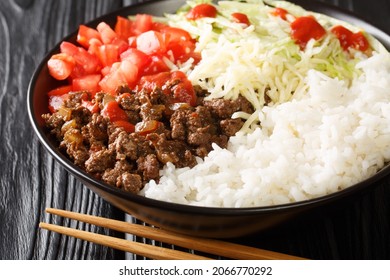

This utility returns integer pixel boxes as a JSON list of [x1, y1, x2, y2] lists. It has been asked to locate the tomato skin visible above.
[[47, 53, 76, 80], [101, 101, 128, 122], [290, 16, 326, 49], [331, 25, 369, 52], [231, 12, 250, 26], [186, 3, 217, 20]]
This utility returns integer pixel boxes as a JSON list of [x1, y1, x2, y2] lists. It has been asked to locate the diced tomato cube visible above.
[[120, 48, 151, 73], [72, 74, 101, 94], [47, 53, 76, 80], [100, 65, 111, 76], [111, 37, 129, 54], [119, 60, 139, 86], [136, 30, 166, 55], [96, 44, 120, 67], [87, 38, 103, 55], [142, 54, 170, 76], [77, 25, 102, 48], [114, 16, 135, 40], [99, 69, 126, 94], [134, 14, 153, 34], [160, 26, 193, 42], [99, 61, 137, 94], [60, 41, 101, 76], [96, 22, 118, 44]]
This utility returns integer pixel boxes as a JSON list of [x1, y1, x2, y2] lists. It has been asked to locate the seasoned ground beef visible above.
[[42, 79, 254, 194]]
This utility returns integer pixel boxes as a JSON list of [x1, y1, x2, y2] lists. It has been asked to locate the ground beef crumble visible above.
[[42, 83, 254, 194]]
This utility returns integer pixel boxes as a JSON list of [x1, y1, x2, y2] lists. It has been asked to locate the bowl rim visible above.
[[27, 0, 390, 216]]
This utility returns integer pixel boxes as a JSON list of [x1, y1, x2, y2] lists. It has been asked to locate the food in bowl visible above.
[[42, 0, 390, 208]]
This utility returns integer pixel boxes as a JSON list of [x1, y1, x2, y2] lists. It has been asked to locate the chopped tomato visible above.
[[120, 48, 151, 73], [77, 25, 102, 48], [47, 53, 76, 80], [111, 37, 129, 54], [99, 64, 127, 94], [95, 44, 120, 67], [113, 120, 135, 133], [47, 14, 201, 109], [142, 54, 170, 76], [231, 13, 250, 26], [134, 14, 153, 34], [60, 42, 101, 77], [136, 30, 166, 55], [119, 60, 139, 85], [186, 3, 217, 20], [48, 85, 73, 97], [114, 16, 135, 40], [331, 25, 369, 52], [99, 61, 138, 94], [81, 100, 99, 114], [160, 26, 193, 42], [271, 7, 289, 20], [290, 16, 326, 49], [160, 26, 196, 62], [101, 101, 128, 122], [96, 22, 118, 44], [72, 74, 101, 94]]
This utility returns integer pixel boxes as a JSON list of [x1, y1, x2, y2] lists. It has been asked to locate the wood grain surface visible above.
[[0, 0, 389, 260]]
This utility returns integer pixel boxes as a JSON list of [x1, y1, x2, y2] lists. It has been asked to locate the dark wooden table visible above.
[[1, 0, 389, 260]]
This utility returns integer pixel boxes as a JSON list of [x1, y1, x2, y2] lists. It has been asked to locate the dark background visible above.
[[1, 0, 389, 260]]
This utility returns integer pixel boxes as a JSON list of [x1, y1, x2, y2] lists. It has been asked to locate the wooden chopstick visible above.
[[39, 222, 210, 260], [41, 207, 306, 260]]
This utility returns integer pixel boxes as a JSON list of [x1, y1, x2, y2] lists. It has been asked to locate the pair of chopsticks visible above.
[[39, 208, 306, 260]]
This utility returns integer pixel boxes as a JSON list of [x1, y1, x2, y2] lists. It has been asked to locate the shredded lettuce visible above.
[[165, 0, 387, 132]]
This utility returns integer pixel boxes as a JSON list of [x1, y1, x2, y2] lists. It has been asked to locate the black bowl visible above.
[[27, 0, 390, 238]]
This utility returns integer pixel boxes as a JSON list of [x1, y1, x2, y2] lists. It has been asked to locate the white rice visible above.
[[140, 52, 390, 207]]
